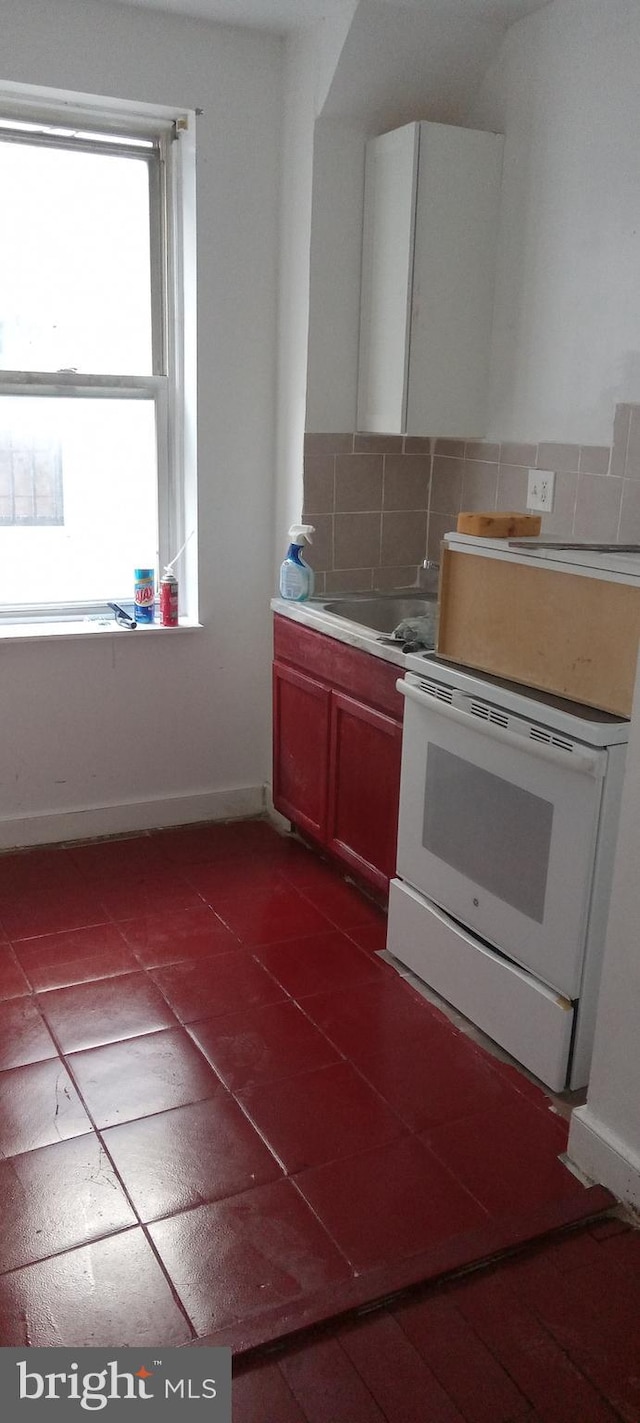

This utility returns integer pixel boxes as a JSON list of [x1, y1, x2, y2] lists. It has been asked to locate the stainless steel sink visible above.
[[313, 592, 437, 635]]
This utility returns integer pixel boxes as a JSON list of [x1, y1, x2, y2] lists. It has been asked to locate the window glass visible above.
[[0, 139, 153, 376], [0, 430, 63, 525], [0, 90, 194, 623], [0, 395, 157, 606]]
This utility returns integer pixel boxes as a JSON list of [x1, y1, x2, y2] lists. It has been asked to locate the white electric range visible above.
[[387, 652, 629, 1091]]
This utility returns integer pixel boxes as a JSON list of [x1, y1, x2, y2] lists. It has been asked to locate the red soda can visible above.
[[160, 571, 179, 626]]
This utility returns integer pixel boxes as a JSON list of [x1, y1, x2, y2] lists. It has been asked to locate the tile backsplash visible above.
[[302, 405, 640, 593]]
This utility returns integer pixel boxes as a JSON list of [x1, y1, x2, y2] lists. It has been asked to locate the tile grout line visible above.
[[27, 1009, 200, 1340], [453, 1233, 638, 1423], [391, 1274, 536, 1418], [0, 821, 619, 1357]]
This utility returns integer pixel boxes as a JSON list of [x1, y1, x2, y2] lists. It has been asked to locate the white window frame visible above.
[[0, 81, 197, 628]]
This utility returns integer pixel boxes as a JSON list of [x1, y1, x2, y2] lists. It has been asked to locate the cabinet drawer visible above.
[[273, 615, 403, 719], [387, 879, 574, 1091]]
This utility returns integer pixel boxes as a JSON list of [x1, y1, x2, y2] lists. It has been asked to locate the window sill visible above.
[[0, 618, 203, 645]]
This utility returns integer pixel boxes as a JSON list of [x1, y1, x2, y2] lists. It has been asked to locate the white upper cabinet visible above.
[[357, 121, 504, 437]]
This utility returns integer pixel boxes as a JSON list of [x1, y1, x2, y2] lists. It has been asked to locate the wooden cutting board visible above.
[[457, 511, 542, 538]]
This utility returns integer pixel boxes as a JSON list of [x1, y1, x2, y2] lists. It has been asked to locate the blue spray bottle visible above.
[[279, 524, 315, 601]]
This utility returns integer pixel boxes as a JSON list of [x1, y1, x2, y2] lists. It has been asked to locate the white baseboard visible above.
[[0, 784, 266, 850], [263, 782, 292, 835], [568, 1105, 640, 1209]]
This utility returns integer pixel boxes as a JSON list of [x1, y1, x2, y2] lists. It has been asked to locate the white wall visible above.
[[304, 0, 507, 435], [313, 0, 359, 118], [273, 27, 316, 583], [0, 0, 283, 845], [305, 0, 640, 444], [295, 3, 471, 465], [322, 0, 503, 131], [568, 654, 640, 1207], [273, 12, 360, 563], [468, 0, 640, 445], [305, 118, 367, 433]]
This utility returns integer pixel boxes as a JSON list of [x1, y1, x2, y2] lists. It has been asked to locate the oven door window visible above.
[[396, 692, 606, 998], [423, 746, 553, 923]]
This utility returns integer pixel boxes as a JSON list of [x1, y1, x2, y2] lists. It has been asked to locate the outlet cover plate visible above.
[[527, 468, 555, 512]]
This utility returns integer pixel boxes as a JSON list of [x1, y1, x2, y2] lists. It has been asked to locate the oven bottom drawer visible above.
[[387, 878, 574, 1091]]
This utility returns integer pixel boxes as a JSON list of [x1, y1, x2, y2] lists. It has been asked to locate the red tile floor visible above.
[[0, 817, 613, 1350], [234, 1215, 640, 1423]]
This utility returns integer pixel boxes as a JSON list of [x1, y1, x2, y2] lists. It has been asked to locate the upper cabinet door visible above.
[[356, 121, 504, 439], [407, 123, 504, 438], [356, 123, 419, 436]]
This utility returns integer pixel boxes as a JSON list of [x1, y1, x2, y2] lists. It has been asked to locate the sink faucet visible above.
[[418, 559, 440, 593]]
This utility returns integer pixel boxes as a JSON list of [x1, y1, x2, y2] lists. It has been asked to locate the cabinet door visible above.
[[356, 119, 503, 439], [356, 123, 419, 434], [406, 122, 503, 437], [328, 691, 403, 893], [272, 661, 331, 841]]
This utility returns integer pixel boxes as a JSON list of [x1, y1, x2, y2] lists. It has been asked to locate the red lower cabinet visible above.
[[273, 616, 403, 895], [272, 662, 330, 842], [328, 692, 403, 894]]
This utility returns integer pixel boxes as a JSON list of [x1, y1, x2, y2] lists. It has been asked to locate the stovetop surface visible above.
[[405, 652, 630, 746]]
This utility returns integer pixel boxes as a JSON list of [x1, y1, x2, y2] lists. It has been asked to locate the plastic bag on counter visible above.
[[392, 609, 438, 653]]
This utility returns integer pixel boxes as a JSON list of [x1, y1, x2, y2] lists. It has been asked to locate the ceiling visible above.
[[107, 0, 552, 36]]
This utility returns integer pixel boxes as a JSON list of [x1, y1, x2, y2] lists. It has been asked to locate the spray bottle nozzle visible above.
[[164, 528, 195, 577], [288, 524, 314, 545]]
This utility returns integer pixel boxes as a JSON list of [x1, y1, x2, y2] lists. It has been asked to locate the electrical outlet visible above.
[[527, 468, 555, 512]]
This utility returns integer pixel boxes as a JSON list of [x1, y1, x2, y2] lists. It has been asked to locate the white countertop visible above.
[[444, 532, 640, 582], [271, 597, 410, 669]]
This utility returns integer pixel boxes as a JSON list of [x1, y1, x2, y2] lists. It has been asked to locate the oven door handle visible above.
[[397, 679, 605, 778]]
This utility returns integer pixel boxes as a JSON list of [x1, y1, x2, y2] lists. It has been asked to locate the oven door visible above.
[[396, 676, 608, 998]]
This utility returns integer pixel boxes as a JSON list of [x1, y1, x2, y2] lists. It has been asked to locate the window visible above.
[[0, 433, 64, 526], [0, 87, 196, 623]]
